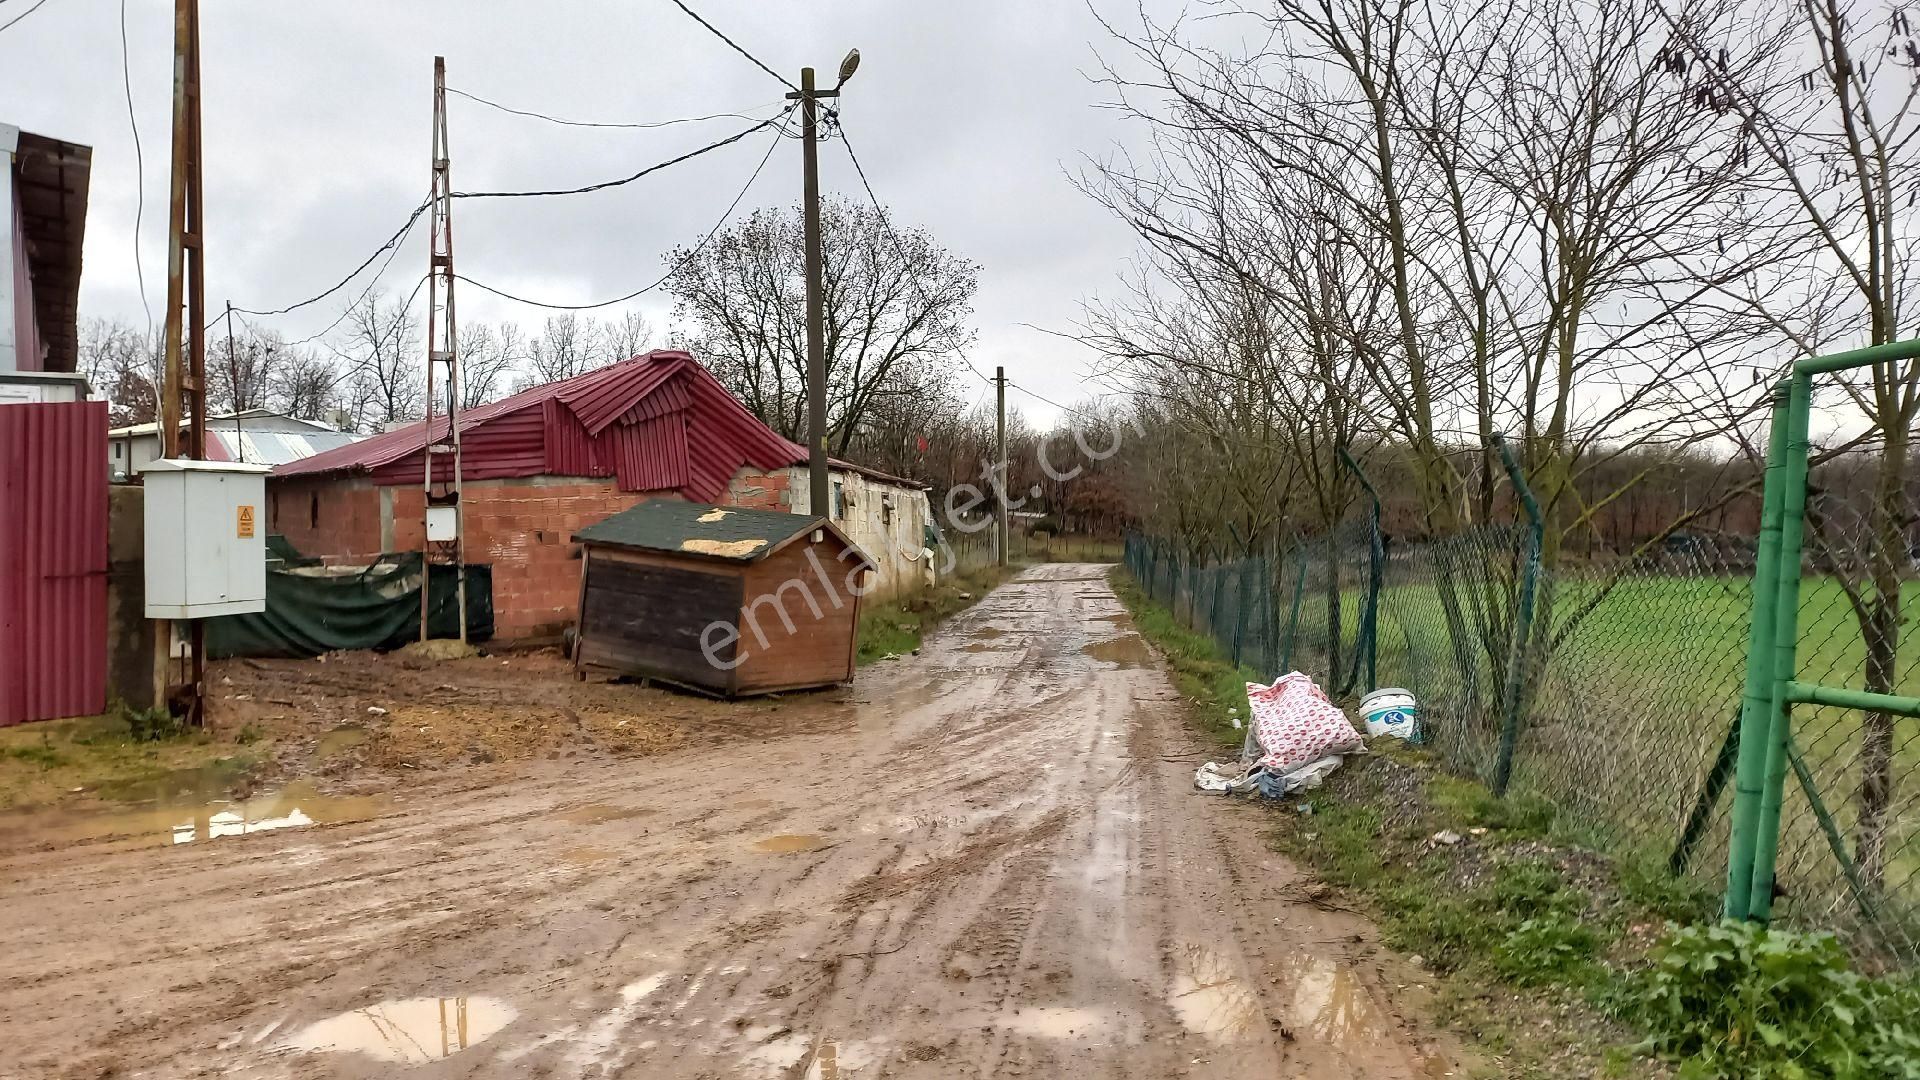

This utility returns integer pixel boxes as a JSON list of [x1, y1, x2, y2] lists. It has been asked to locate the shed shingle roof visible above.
[[575, 499, 872, 567]]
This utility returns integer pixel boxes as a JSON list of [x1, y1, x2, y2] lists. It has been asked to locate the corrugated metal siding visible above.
[[273, 350, 812, 505], [0, 402, 108, 726], [609, 413, 690, 492]]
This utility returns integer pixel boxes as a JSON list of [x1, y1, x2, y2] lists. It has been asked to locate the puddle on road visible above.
[[1, 781, 391, 850], [559, 803, 654, 825], [979, 1006, 1118, 1043], [561, 844, 616, 866], [1080, 634, 1153, 669], [314, 725, 368, 759], [1169, 944, 1262, 1042], [960, 641, 1014, 654], [280, 996, 516, 1063], [754, 833, 831, 853], [1287, 955, 1377, 1048]]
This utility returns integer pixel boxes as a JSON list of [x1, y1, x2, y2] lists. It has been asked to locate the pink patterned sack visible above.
[[1246, 673, 1363, 773]]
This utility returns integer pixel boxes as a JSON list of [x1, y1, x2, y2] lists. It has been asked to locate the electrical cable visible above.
[[449, 111, 787, 200], [835, 122, 995, 391], [663, 0, 797, 92], [445, 85, 787, 131], [231, 199, 431, 318], [456, 119, 786, 311], [119, 0, 151, 331], [0, 0, 53, 35]]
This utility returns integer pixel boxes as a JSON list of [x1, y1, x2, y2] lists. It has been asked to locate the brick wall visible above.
[[268, 476, 384, 559], [725, 470, 794, 511], [267, 466, 925, 644]]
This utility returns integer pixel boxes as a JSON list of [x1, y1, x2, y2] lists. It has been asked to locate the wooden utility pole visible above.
[[158, 0, 207, 722], [788, 51, 857, 519], [421, 55, 468, 643], [995, 365, 1007, 567], [791, 67, 836, 519]]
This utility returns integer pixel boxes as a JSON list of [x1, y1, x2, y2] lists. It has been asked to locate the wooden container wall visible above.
[[732, 539, 863, 694], [574, 546, 746, 694]]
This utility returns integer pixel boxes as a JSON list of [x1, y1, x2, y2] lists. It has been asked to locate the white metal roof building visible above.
[[110, 410, 361, 481]]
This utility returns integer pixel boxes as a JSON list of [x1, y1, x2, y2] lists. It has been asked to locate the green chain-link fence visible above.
[[1123, 413, 1918, 965]]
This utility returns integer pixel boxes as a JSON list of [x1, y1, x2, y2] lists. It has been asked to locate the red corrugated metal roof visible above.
[[274, 351, 809, 502], [0, 401, 108, 726]]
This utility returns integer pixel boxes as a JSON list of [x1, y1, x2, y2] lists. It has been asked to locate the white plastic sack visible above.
[[1245, 672, 1364, 773]]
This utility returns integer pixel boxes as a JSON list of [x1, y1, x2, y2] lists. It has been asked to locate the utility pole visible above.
[[158, 0, 207, 722], [788, 50, 858, 520], [995, 365, 1007, 567], [421, 55, 468, 644]]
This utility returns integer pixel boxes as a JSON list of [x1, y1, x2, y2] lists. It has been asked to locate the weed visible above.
[[1625, 921, 1920, 1079], [2, 742, 67, 768], [1495, 916, 1599, 986], [1485, 862, 1578, 919], [1617, 858, 1716, 924], [117, 701, 186, 743], [236, 724, 264, 746]]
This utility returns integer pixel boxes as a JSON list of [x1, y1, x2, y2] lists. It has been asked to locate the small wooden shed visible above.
[[571, 500, 876, 696]]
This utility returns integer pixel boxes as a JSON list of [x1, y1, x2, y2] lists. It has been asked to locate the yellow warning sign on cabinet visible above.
[[237, 505, 256, 539]]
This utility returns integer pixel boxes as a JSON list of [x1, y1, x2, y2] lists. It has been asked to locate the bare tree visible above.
[[520, 313, 598, 388], [334, 290, 422, 431], [602, 310, 654, 364], [665, 199, 979, 453], [78, 316, 165, 425], [457, 321, 524, 408]]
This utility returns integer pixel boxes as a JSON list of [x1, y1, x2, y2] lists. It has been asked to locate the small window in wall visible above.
[[310, 493, 320, 530], [112, 443, 121, 460], [882, 492, 895, 528], [832, 481, 846, 519]]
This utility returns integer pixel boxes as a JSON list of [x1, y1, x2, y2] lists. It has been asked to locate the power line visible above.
[[663, 0, 797, 92], [119, 0, 150, 331], [457, 120, 786, 311], [450, 111, 787, 200], [229, 197, 432, 319], [0, 0, 53, 35], [445, 85, 787, 131], [228, 107, 783, 330], [835, 122, 994, 391]]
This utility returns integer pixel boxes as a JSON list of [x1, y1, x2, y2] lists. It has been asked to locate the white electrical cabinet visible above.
[[143, 458, 272, 618]]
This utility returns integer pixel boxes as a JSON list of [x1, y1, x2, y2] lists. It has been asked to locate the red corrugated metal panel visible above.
[[0, 401, 108, 727], [558, 352, 687, 434], [608, 413, 690, 492], [273, 351, 813, 506]]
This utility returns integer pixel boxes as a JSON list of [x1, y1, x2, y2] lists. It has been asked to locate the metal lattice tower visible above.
[[420, 55, 468, 643]]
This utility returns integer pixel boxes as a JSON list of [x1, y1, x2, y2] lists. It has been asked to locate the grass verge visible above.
[[0, 701, 262, 811], [1109, 563, 1920, 1079], [856, 564, 1014, 665]]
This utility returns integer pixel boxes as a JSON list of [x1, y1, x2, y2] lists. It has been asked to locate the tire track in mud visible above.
[[0, 564, 1464, 1080]]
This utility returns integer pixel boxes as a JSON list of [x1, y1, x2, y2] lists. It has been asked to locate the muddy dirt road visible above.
[[0, 565, 1459, 1079]]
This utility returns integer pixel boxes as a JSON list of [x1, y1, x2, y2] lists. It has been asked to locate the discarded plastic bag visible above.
[[1245, 672, 1364, 773], [1194, 761, 1260, 796], [1258, 754, 1343, 798]]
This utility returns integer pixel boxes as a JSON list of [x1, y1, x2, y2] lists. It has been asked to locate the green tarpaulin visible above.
[[205, 547, 493, 659]]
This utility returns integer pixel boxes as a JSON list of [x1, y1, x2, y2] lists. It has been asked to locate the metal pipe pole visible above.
[[1748, 371, 1815, 921], [800, 66, 829, 520], [1725, 383, 1790, 919]]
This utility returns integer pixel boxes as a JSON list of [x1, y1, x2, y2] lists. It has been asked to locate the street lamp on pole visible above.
[[790, 50, 858, 521]]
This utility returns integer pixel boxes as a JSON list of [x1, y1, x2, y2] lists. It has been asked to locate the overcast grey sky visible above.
[[0, 0, 1175, 425]]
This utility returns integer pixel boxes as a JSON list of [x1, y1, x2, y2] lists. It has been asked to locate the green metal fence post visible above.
[[1233, 557, 1250, 667], [1749, 371, 1815, 922], [1281, 545, 1308, 673], [1491, 434, 1544, 798], [1338, 447, 1384, 696], [1726, 383, 1791, 920]]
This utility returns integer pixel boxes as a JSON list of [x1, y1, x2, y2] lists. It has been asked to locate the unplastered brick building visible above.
[[269, 351, 931, 641]]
